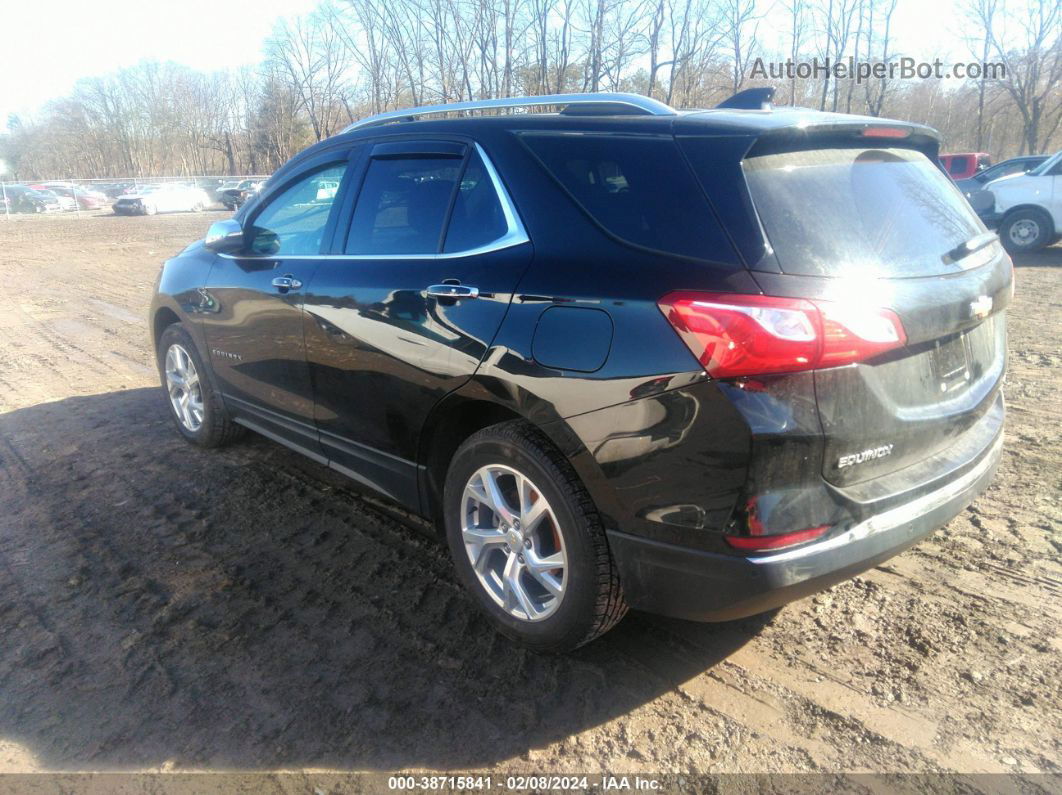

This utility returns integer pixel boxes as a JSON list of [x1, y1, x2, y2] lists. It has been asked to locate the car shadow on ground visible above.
[[1011, 243, 1062, 267], [0, 387, 772, 770]]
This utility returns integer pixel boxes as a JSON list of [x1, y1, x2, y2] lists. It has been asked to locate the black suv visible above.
[[150, 91, 1009, 651]]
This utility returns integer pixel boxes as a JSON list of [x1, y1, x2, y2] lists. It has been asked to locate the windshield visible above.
[[744, 147, 985, 278], [1028, 153, 1060, 176]]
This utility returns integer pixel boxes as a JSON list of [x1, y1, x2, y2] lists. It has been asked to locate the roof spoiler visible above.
[[716, 87, 775, 111]]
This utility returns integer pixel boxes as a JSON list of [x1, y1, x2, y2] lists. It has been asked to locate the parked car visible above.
[[1, 185, 62, 213], [150, 91, 1009, 651], [101, 182, 137, 198], [28, 186, 76, 211], [113, 184, 211, 215], [218, 179, 263, 210], [195, 178, 227, 201], [954, 155, 1049, 221], [987, 149, 1062, 252], [940, 152, 993, 180], [35, 183, 109, 210]]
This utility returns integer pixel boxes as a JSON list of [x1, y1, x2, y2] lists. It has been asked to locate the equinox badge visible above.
[[838, 444, 895, 469]]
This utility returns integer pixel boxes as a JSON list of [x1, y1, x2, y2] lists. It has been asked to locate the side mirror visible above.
[[204, 219, 244, 254], [247, 227, 280, 256]]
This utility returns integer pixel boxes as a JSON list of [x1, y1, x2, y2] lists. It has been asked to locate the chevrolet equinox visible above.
[[149, 90, 1009, 651]]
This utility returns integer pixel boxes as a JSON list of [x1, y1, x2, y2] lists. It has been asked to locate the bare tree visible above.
[[722, 0, 759, 93], [862, 0, 898, 116], [973, 0, 1062, 153]]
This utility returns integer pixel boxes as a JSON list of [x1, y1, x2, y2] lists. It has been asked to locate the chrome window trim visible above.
[[219, 143, 529, 262]]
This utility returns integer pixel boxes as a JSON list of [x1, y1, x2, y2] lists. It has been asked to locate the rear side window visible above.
[[743, 148, 985, 278], [946, 155, 969, 175], [443, 151, 508, 253], [347, 157, 462, 255], [520, 133, 734, 262]]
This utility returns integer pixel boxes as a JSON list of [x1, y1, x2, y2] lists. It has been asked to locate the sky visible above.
[[0, 0, 317, 123], [0, 0, 967, 125]]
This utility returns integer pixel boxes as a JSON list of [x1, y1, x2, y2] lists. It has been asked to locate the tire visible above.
[[1000, 208, 1053, 253], [443, 421, 627, 652], [157, 323, 244, 448]]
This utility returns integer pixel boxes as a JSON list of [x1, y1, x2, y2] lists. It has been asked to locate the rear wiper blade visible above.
[[942, 232, 999, 265]]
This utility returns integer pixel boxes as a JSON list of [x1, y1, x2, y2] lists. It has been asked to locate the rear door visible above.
[[737, 145, 1011, 489], [200, 154, 355, 453], [303, 138, 532, 507]]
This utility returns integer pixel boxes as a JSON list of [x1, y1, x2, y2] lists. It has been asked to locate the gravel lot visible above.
[[0, 211, 1059, 776]]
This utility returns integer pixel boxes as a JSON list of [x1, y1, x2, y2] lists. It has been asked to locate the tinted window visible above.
[[947, 155, 969, 175], [744, 147, 985, 278], [247, 163, 347, 256], [347, 157, 462, 255], [520, 133, 733, 262], [443, 151, 508, 253]]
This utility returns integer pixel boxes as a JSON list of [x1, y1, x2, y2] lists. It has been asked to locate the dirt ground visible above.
[[0, 211, 1058, 778]]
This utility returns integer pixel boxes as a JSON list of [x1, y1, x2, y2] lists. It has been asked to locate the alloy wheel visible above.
[[461, 464, 568, 622], [164, 344, 204, 432]]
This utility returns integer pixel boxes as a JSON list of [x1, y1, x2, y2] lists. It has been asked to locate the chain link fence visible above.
[[1, 175, 271, 219]]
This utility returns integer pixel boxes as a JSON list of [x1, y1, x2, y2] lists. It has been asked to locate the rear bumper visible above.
[[607, 427, 1003, 622]]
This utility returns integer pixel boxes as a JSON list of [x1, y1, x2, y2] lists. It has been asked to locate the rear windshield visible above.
[[744, 148, 984, 278], [520, 133, 737, 264]]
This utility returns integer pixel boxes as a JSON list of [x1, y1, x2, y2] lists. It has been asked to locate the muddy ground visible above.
[[0, 211, 1058, 777]]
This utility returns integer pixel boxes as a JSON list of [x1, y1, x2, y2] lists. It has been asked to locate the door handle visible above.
[[426, 284, 479, 299], [272, 275, 302, 291]]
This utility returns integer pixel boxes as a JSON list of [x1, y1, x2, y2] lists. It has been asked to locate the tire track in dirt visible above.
[[0, 214, 1058, 774]]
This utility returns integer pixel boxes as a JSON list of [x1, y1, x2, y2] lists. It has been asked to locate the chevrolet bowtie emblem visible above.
[[970, 295, 992, 319]]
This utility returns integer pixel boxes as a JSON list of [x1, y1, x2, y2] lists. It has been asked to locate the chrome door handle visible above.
[[426, 284, 479, 299], [272, 275, 302, 291]]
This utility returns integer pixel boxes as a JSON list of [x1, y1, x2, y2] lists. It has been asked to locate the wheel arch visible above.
[[416, 386, 617, 533], [152, 305, 181, 352], [1000, 203, 1056, 230]]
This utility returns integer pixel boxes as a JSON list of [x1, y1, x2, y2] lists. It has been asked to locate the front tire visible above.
[[1000, 208, 1053, 253], [443, 421, 627, 652], [157, 323, 243, 448]]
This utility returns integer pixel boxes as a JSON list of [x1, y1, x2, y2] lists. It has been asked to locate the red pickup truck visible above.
[[940, 152, 992, 180]]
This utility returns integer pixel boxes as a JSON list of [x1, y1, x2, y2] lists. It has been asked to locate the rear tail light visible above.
[[725, 524, 830, 551], [658, 292, 906, 378]]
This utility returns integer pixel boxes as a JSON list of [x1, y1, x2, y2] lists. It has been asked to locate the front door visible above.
[[200, 157, 354, 453], [303, 139, 532, 508]]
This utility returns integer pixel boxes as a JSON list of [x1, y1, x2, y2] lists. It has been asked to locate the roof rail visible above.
[[342, 93, 677, 133]]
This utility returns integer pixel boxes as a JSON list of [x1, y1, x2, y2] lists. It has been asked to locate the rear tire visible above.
[[1000, 208, 1053, 253], [443, 421, 627, 652], [157, 323, 244, 448]]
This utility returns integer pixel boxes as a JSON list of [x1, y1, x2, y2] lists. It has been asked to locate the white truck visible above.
[[986, 150, 1062, 253]]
